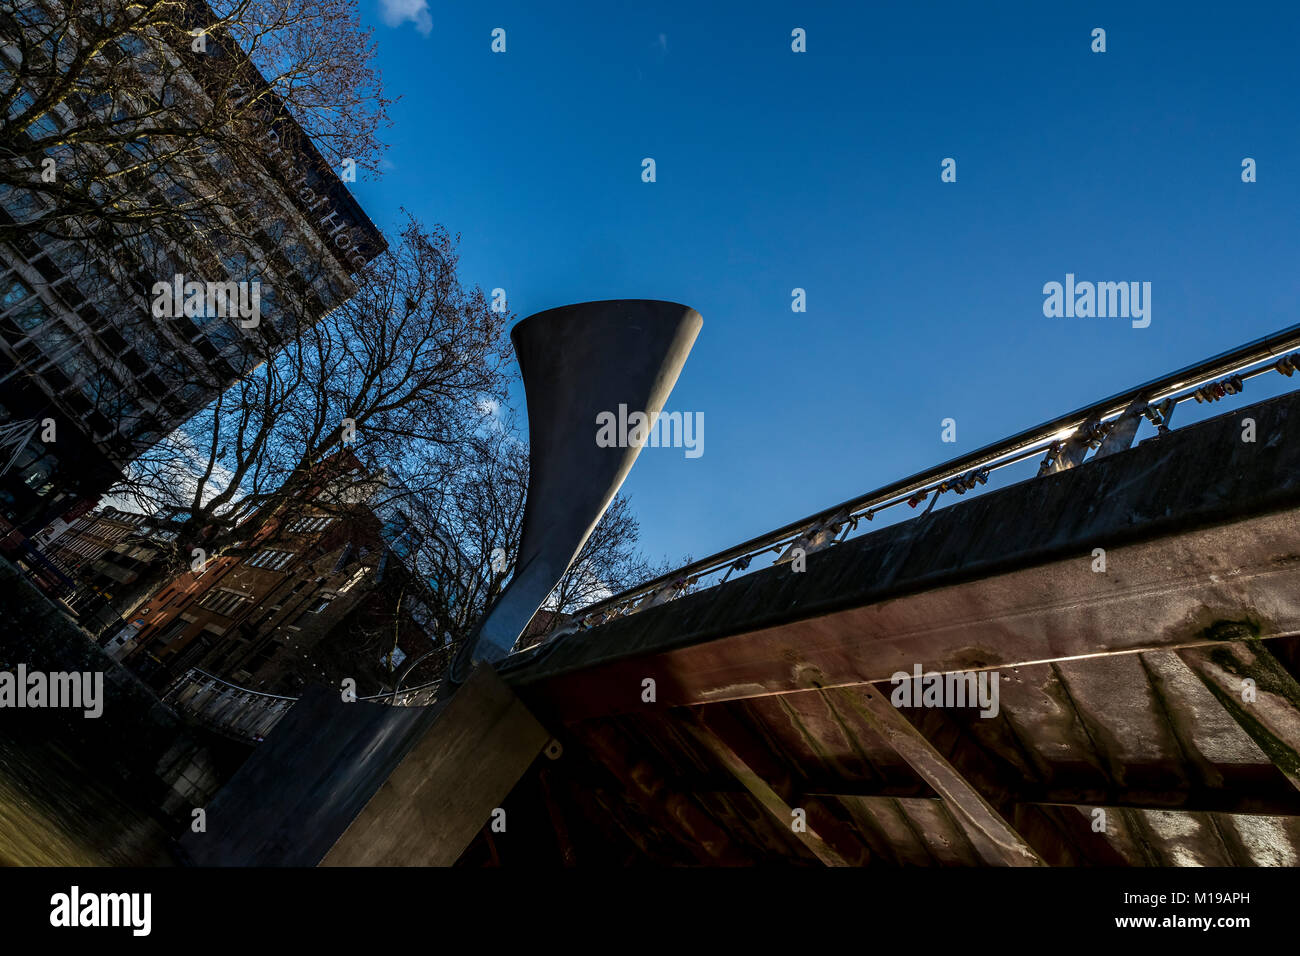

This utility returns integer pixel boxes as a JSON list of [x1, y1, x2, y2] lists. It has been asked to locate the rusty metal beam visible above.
[[826, 686, 1045, 866]]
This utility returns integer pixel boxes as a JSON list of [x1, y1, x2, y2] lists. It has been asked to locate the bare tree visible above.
[[0, 0, 390, 249], [0, 0, 394, 508], [111, 217, 513, 575], [546, 494, 674, 625], [408, 408, 682, 660], [405, 416, 527, 649]]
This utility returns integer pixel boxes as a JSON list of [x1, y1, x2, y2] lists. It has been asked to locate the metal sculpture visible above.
[[446, 299, 702, 683]]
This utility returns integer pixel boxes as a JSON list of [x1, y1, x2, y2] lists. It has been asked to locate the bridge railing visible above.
[[162, 669, 300, 743], [539, 321, 1300, 644], [161, 322, 1300, 713], [356, 683, 441, 707], [161, 668, 444, 742]]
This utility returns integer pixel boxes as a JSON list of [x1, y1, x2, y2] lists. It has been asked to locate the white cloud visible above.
[[378, 0, 432, 35], [104, 428, 242, 518]]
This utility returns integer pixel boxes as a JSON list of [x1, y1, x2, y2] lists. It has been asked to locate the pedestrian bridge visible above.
[[492, 386, 1300, 865], [185, 325, 1300, 866]]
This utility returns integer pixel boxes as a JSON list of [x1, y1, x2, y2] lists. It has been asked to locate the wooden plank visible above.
[[574, 718, 754, 864], [778, 789, 1300, 817], [685, 718, 854, 866], [693, 701, 876, 864], [537, 768, 578, 866], [1177, 639, 1300, 793], [321, 664, 549, 866], [828, 686, 1046, 866]]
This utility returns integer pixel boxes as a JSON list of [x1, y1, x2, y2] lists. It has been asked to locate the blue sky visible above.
[[349, 0, 1300, 567]]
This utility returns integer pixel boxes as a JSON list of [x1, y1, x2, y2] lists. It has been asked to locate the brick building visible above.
[[116, 483, 445, 698], [30, 504, 184, 632]]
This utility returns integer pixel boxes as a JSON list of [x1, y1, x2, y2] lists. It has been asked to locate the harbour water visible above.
[[0, 733, 173, 866]]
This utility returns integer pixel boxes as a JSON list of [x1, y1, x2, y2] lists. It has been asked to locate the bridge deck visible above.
[[474, 389, 1300, 865]]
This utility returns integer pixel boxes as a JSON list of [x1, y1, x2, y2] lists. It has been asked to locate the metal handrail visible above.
[[156, 322, 1300, 693], [356, 681, 442, 704], [566, 321, 1300, 629], [168, 667, 300, 701], [163, 665, 441, 707]]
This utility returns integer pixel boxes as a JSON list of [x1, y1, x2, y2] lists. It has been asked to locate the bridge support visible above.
[[685, 716, 856, 866], [825, 685, 1046, 866], [322, 665, 549, 866], [180, 665, 548, 866]]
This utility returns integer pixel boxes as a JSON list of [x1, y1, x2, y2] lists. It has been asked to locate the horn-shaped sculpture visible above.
[[446, 299, 703, 684]]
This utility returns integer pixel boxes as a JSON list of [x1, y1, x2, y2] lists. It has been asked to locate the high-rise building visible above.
[[0, 2, 386, 554]]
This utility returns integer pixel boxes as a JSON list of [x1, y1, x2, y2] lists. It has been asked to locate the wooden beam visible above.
[[537, 768, 578, 866], [574, 718, 755, 865], [827, 686, 1046, 866], [692, 702, 876, 864], [684, 718, 854, 866], [1177, 639, 1300, 793], [511, 507, 1300, 721], [677, 787, 1300, 818], [320, 664, 549, 866]]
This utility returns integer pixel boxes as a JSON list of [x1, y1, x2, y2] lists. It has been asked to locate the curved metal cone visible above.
[[448, 299, 702, 683]]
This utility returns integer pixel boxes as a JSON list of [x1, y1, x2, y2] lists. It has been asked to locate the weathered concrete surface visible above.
[[180, 685, 443, 866], [181, 666, 548, 867], [322, 666, 548, 866], [502, 390, 1300, 719]]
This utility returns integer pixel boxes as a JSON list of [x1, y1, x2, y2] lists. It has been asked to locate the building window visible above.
[[246, 549, 295, 570], [287, 515, 332, 533], [0, 277, 49, 335], [154, 615, 190, 646], [288, 594, 332, 629], [197, 588, 251, 617], [0, 182, 44, 223], [1, 276, 32, 309]]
